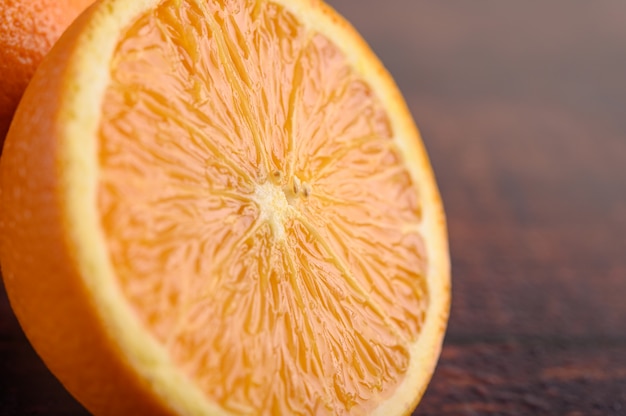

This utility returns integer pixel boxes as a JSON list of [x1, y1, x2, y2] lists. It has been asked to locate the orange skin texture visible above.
[[0, 0, 93, 145]]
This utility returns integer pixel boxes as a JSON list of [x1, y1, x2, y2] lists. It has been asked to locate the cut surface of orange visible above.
[[0, 0, 450, 415]]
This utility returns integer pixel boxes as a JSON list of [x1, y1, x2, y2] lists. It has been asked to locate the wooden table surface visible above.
[[2, 1, 625, 415]]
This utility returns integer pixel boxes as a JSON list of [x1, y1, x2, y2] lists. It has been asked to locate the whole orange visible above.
[[0, 0, 93, 145]]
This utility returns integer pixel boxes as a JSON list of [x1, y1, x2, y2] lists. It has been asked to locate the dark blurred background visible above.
[[326, 1, 626, 414], [2, 1, 626, 415]]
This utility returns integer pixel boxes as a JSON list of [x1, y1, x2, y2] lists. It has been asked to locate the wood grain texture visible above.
[[1, 0, 625, 414]]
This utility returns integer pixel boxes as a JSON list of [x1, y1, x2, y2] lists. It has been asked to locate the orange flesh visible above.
[[98, 0, 428, 414]]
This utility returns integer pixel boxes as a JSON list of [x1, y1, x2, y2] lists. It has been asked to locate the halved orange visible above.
[[0, 0, 450, 414]]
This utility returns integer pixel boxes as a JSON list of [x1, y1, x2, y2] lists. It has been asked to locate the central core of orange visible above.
[[254, 180, 296, 240]]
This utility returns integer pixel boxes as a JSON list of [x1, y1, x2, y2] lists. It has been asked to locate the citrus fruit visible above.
[[0, 0, 94, 145], [0, 0, 450, 414]]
